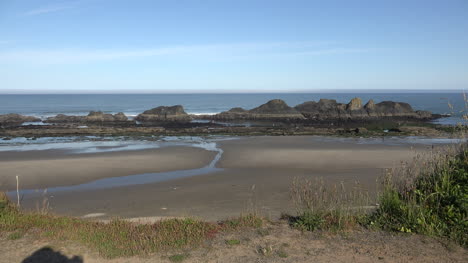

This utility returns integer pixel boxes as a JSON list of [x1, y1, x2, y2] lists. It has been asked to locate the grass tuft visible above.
[[225, 239, 241, 245], [220, 214, 263, 230], [0, 203, 217, 258], [289, 177, 370, 232], [7, 231, 23, 240], [277, 250, 288, 258], [0, 198, 266, 258], [369, 146, 468, 246], [168, 253, 189, 262], [289, 142, 467, 248]]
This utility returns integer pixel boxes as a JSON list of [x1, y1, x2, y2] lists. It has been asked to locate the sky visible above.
[[0, 0, 467, 93]]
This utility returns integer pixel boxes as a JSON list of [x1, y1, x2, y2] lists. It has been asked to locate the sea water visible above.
[[0, 93, 466, 125]]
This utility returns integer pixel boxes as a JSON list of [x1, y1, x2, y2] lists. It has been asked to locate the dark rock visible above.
[[415, 110, 433, 119], [0, 114, 41, 126], [227, 107, 247, 113], [86, 111, 129, 123], [135, 105, 191, 122], [249, 99, 302, 116], [356, 127, 368, 133], [45, 114, 85, 123], [367, 101, 414, 117], [212, 99, 304, 121], [46, 112, 131, 124], [295, 97, 433, 120], [295, 99, 344, 119]]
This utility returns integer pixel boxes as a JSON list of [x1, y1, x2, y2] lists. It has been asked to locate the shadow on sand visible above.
[[22, 247, 83, 263]]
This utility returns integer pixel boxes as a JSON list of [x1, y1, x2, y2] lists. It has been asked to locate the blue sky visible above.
[[0, 0, 467, 93]]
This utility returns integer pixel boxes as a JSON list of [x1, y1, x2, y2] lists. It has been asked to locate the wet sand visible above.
[[0, 136, 442, 221], [0, 147, 216, 191]]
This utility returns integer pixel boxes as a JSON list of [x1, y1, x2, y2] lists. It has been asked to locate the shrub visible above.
[[370, 145, 468, 246]]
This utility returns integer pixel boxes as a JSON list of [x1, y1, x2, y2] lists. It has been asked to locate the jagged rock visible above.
[[114, 112, 128, 121], [85, 111, 129, 123], [212, 100, 304, 121], [416, 110, 433, 119], [295, 99, 343, 119], [366, 101, 414, 117], [247, 99, 305, 120], [212, 107, 249, 120], [46, 112, 131, 124], [135, 105, 191, 122], [295, 98, 433, 120], [364, 99, 376, 110], [0, 114, 41, 126], [45, 114, 85, 123], [347, 98, 363, 111], [227, 107, 247, 113]]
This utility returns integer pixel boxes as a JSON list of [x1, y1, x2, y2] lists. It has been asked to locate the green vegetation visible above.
[[277, 250, 288, 258], [256, 228, 270, 236], [220, 214, 263, 230], [0, 193, 262, 258], [290, 143, 467, 247], [168, 253, 189, 262], [1, 142, 466, 259], [289, 177, 369, 232], [225, 239, 241, 245], [7, 231, 23, 240], [369, 147, 467, 246]]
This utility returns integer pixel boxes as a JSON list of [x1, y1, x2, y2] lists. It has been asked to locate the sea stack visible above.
[[135, 105, 192, 122], [212, 99, 305, 121]]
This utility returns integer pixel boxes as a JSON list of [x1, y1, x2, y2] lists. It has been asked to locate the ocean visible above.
[[0, 93, 466, 125]]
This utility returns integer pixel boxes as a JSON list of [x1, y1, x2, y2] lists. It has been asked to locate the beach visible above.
[[0, 136, 440, 221]]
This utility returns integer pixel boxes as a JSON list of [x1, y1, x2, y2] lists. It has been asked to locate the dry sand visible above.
[[0, 136, 437, 221]]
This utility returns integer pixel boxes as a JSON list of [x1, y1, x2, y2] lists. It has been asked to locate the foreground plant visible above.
[[290, 177, 371, 231], [369, 144, 467, 246], [289, 142, 467, 247], [0, 194, 262, 258]]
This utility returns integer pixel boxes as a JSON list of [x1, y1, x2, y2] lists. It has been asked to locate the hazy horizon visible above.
[[0, 89, 465, 95]]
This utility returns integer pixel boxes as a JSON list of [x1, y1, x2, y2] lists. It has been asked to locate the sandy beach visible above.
[[0, 147, 216, 190], [0, 136, 442, 221]]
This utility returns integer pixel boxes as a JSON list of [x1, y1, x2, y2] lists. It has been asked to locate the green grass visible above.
[[7, 231, 23, 240], [289, 144, 467, 248], [289, 177, 369, 232], [220, 214, 263, 230], [277, 250, 288, 258], [0, 193, 262, 258], [0, 209, 215, 258], [369, 148, 467, 246], [225, 239, 241, 245], [168, 253, 189, 262]]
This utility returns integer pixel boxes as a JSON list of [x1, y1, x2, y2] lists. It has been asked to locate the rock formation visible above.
[[0, 114, 41, 126], [85, 111, 129, 123], [16, 98, 434, 127], [295, 98, 433, 120], [211, 99, 305, 121], [135, 105, 191, 122], [45, 114, 85, 123], [45, 112, 131, 124]]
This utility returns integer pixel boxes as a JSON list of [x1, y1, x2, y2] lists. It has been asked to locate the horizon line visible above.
[[0, 89, 465, 95]]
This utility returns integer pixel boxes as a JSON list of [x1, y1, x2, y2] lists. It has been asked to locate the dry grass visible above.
[[0, 194, 263, 258], [370, 143, 467, 246], [288, 140, 467, 248], [289, 177, 371, 231]]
